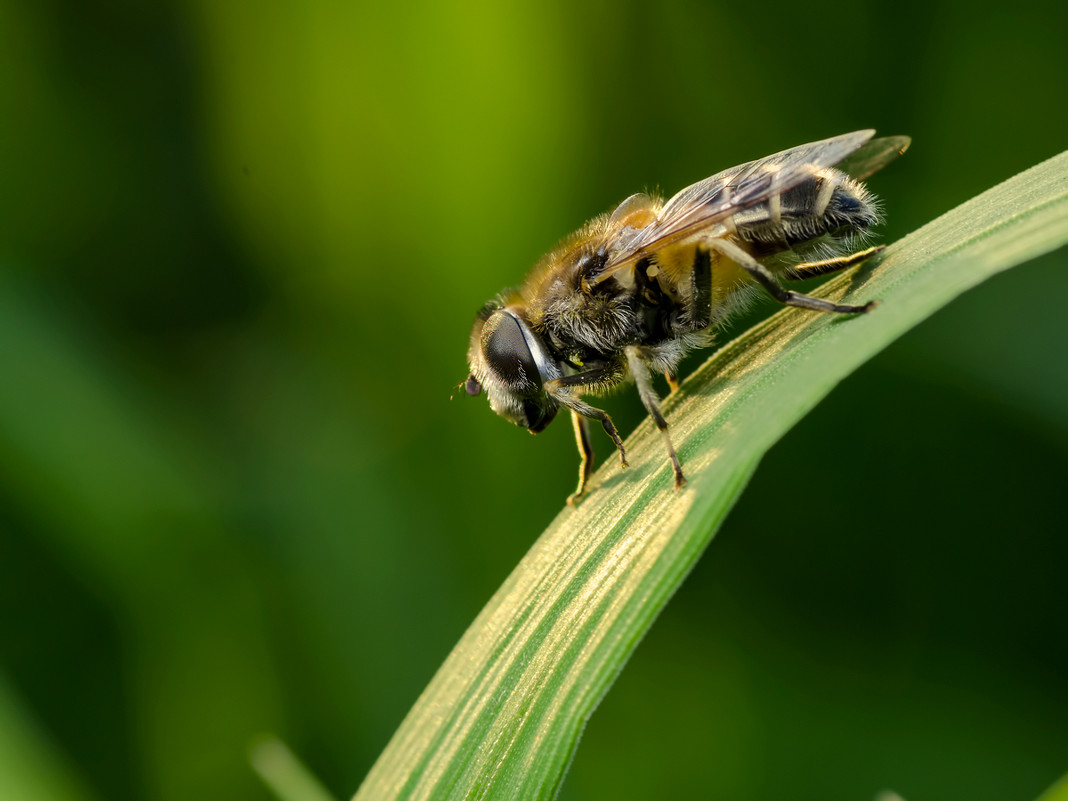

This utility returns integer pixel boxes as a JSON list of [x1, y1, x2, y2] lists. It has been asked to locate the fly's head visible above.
[[465, 303, 562, 434]]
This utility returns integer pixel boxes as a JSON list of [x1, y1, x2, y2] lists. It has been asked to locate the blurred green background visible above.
[[1, 1, 1066, 800]]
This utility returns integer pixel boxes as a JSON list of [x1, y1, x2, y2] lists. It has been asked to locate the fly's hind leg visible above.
[[706, 237, 877, 315], [790, 245, 885, 279], [624, 345, 686, 489]]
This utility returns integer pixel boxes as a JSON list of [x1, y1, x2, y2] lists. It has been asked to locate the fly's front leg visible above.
[[546, 364, 628, 501], [706, 237, 877, 314], [624, 346, 686, 489], [568, 411, 594, 505]]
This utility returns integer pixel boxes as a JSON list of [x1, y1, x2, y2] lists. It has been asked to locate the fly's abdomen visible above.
[[729, 168, 880, 252]]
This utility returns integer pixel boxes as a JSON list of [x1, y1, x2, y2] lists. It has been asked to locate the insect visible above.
[[464, 130, 910, 503]]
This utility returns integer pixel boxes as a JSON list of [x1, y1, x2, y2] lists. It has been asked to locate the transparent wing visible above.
[[600, 130, 899, 278], [837, 134, 911, 180]]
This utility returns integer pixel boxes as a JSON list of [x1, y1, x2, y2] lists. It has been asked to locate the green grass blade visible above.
[[252, 737, 338, 801], [0, 675, 95, 801], [355, 151, 1068, 801], [1035, 773, 1068, 801]]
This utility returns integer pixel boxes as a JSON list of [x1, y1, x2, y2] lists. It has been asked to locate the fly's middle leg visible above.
[[625, 345, 686, 489]]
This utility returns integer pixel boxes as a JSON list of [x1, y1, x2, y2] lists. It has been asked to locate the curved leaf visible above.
[[355, 151, 1068, 801]]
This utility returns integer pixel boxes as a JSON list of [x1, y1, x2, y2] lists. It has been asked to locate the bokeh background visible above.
[[2, 1, 1066, 800]]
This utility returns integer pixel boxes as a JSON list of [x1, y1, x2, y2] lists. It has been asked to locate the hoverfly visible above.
[[465, 130, 910, 503]]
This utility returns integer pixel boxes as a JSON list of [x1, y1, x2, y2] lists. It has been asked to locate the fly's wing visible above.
[[598, 130, 885, 280], [837, 135, 911, 180]]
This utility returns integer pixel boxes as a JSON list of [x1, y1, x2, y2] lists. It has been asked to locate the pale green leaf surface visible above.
[[0, 675, 95, 801], [355, 152, 1068, 801], [1035, 773, 1068, 801], [252, 737, 338, 801]]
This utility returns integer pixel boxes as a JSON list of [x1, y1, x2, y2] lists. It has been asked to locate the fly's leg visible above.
[[568, 411, 595, 506], [790, 245, 884, 279], [705, 237, 877, 314], [685, 247, 713, 329], [624, 345, 686, 489], [547, 364, 628, 502], [644, 247, 713, 396]]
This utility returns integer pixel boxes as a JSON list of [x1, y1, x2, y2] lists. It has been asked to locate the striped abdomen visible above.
[[728, 168, 880, 253]]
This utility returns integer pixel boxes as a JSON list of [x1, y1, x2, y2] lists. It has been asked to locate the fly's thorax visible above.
[[515, 242, 639, 360], [466, 304, 562, 433], [538, 275, 640, 358]]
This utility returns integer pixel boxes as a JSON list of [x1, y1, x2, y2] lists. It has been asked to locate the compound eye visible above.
[[481, 311, 539, 390]]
